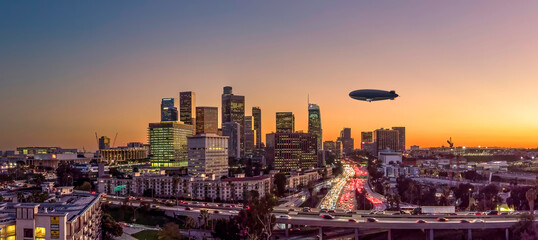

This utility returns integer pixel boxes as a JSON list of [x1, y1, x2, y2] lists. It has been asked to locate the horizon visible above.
[[2, 1, 538, 150]]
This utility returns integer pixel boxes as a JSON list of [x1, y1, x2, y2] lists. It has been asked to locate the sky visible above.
[[1, 1, 538, 151]]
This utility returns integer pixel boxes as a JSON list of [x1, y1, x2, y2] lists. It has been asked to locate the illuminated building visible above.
[[0, 191, 102, 240], [99, 147, 148, 164], [180, 91, 196, 125], [361, 131, 373, 149], [374, 128, 400, 153], [266, 132, 317, 171], [26, 153, 96, 170], [252, 107, 262, 148], [244, 116, 255, 157], [98, 136, 110, 150], [308, 103, 322, 150], [148, 122, 194, 168], [338, 128, 354, 156], [188, 134, 229, 178], [221, 86, 245, 156], [160, 98, 178, 122], [276, 112, 295, 133], [222, 122, 240, 159], [16, 147, 77, 155], [392, 126, 406, 152], [195, 106, 218, 134]]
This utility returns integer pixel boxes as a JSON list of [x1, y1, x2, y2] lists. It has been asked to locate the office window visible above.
[[24, 228, 33, 238], [36, 227, 46, 237]]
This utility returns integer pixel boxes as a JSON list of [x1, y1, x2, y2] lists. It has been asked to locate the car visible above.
[[213, 210, 220, 214], [345, 210, 357, 214], [487, 210, 499, 215], [365, 218, 378, 223], [230, 210, 239, 214], [436, 217, 448, 222], [416, 220, 427, 224], [460, 220, 470, 223], [474, 212, 482, 216], [472, 219, 485, 223], [288, 208, 295, 212], [322, 215, 334, 220], [348, 219, 358, 222], [303, 207, 312, 212], [446, 213, 457, 216], [466, 212, 476, 215], [184, 207, 192, 210], [328, 210, 336, 213], [500, 212, 510, 215], [320, 209, 328, 213], [279, 215, 291, 219]]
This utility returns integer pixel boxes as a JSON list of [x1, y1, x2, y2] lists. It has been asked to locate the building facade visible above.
[[221, 86, 245, 156], [160, 98, 178, 122], [266, 132, 317, 171], [374, 128, 399, 153], [148, 122, 194, 168], [244, 116, 255, 157], [188, 134, 229, 178], [179, 91, 196, 125], [392, 127, 406, 152], [195, 106, 218, 134], [308, 104, 322, 151], [252, 107, 262, 148], [275, 112, 294, 133], [99, 147, 148, 163], [222, 122, 241, 159], [98, 136, 110, 150], [339, 128, 354, 156]]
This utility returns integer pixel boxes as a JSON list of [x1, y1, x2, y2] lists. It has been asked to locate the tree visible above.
[[273, 173, 287, 197], [526, 188, 536, 212], [158, 222, 185, 240], [102, 213, 123, 240], [213, 219, 240, 240], [236, 194, 278, 240], [143, 189, 156, 198], [198, 210, 210, 230], [183, 217, 197, 239], [56, 162, 82, 186], [512, 213, 538, 239], [74, 181, 92, 192]]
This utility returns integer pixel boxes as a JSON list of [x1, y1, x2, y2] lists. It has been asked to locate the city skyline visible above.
[[2, 1, 538, 150]]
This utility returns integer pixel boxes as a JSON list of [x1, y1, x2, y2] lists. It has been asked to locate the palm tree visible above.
[[183, 217, 197, 239]]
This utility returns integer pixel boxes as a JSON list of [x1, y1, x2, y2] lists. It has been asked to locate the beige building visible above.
[[0, 191, 102, 240], [99, 147, 148, 163]]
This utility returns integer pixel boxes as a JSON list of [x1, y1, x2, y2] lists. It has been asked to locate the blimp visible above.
[[349, 89, 399, 102]]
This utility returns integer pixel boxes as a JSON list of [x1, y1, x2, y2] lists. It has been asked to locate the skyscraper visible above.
[[188, 133, 229, 178], [374, 128, 399, 153], [308, 103, 322, 150], [98, 136, 110, 150], [222, 122, 241, 159], [361, 131, 373, 149], [195, 107, 218, 134], [148, 122, 194, 168], [339, 128, 354, 156], [266, 132, 317, 171], [276, 112, 295, 133], [161, 98, 178, 122], [180, 91, 196, 125], [392, 127, 406, 152], [244, 116, 255, 157], [221, 86, 245, 156], [252, 107, 262, 148]]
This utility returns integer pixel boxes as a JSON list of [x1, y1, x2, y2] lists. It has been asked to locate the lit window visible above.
[[36, 227, 46, 237]]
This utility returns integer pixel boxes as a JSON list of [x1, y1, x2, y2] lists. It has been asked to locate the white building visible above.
[[188, 134, 229, 178], [378, 151, 402, 165]]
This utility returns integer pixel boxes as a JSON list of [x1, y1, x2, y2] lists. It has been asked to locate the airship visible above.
[[349, 89, 399, 102]]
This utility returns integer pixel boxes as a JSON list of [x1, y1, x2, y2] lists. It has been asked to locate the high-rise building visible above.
[[339, 128, 354, 155], [161, 98, 178, 122], [392, 127, 406, 152], [148, 122, 194, 168], [323, 141, 336, 153], [276, 112, 295, 133], [221, 86, 245, 156], [308, 104, 322, 151], [222, 122, 241, 159], [374, 128, 399, 153], [180, 91, 196, 125], [195, 107, 218, 134], [361, 131, 373, 149], [266, 132, 317, 171], [188, 134, 229, 178], [244, 116, 255, 157], [252, 107, 262, 148], [98, 136, 110, 150]]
